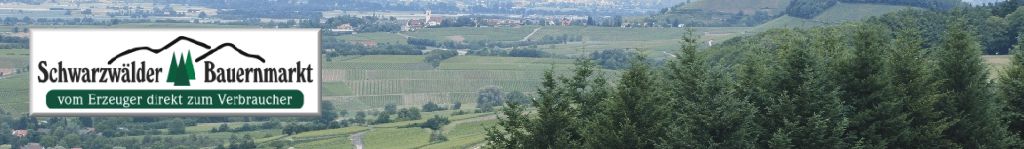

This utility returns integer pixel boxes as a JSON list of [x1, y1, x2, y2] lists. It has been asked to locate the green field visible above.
[[243, 125, 372, 148], [291, 135, 355, 149], [0, 54, 29, 68], [322, 55, 583, 111], [323, 55, 432, 70], [680, 0, 791, 15], [0, 74, 29, 115], [291, 126, 369, 139], [422, 119, 497, 149], [320, 55, 625, 111], [404, 26, 536, 42], [523, 26, 749, 56], [115, 129, 283, 142], [185, 122, 265, 133], [331, 25, 751, 58], [341, 55, 426, 63], [439, 56, 575, 70], [0, 49, 28, 55], [0, 56, 28, 69], [373, 112, 491, 128], [331, 32, 408, 45], [279, 111, 494, 149], [363, 127, 433, 149]]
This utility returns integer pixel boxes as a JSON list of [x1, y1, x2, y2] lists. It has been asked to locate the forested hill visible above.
[[486, 3, 1024, 148], [653, 0, 963, 27], [784, 0, 964, 19], [764, 1, 1024, 55], [662, 0, 1024, 54]]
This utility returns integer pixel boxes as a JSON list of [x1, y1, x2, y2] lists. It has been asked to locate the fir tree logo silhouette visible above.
[[167, 51, 196, 86], [106, 36, 267, 86]]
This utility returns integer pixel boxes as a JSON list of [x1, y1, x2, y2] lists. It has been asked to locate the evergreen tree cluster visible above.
[[166, 51, 196, 86], [486, 15, 1024, 148]]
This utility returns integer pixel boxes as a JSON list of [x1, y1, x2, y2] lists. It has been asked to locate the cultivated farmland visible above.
[[321, 55, 583, 111]]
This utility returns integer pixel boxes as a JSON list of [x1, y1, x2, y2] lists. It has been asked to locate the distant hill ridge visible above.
[[663, 0, 933, 28]]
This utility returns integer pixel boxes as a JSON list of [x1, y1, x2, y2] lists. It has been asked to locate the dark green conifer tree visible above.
[[167, 53, 178, 82], [934, 17, 1017, 148], [185, 50, 195, 80], [761, 29, 848, 148], [530, 68, 579, 148], [583, 55, 668, 148], [174, 53, 189, 86], [882, 19, 958, 148], [837, 24, 904, 148], [662, 30, 758, 148], [1000, 31, 1024, 142]]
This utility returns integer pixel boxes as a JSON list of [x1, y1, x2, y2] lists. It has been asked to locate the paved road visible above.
[[520, 27, 543, 41]]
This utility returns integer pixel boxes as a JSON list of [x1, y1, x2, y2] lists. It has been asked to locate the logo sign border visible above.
[[28, 28, 322, 117]]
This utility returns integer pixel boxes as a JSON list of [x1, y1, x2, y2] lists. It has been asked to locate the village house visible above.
[[404, 19, 425, 31], [11, 129, 28, 138], [425, 10, 443, 27], [354, 40, 378, 48], [483, 19, 523, 27], [330, 23, 355, 34]]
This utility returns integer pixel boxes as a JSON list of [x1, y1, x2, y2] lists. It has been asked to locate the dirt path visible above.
[[349, 128, 371, 149], [520, 27, 543, 41]]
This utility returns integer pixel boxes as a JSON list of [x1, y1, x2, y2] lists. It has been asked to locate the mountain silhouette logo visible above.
[[105, 36, 268, 86]]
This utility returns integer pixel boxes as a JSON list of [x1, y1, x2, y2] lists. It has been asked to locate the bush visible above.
[[476, 86, 504, 112], [420, 115, 451, 130], [168, 119, 186, 134], [397, 108, 422, 121], [422, 101, 444, 112], [506, 91, 531, 106], [424, 50, 459, 67], [508, 48, 547, 58], [374, 114, 390, 124], [590, 49, 637, 70]]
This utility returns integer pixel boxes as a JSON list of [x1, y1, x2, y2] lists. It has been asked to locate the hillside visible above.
[[677, 0, 791, 15], [660, 0, 926, 28], [754, 15, 827, 30], [813, 3, 920, 23], [755, 3, 919, 31]]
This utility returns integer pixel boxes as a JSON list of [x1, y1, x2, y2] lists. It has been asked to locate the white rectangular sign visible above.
[[30, 29, 321, 116]]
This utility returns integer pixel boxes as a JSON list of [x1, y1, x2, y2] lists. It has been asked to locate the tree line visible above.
[[485, 12, 1024, 148]]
